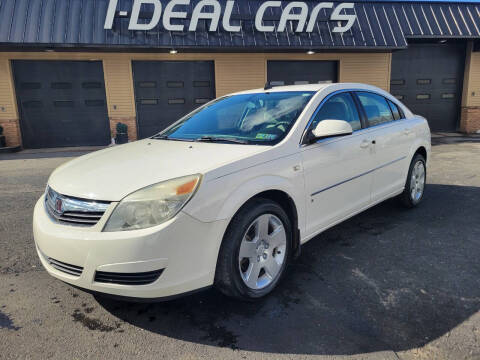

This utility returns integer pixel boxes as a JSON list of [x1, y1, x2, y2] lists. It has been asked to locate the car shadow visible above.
[[96, 183, 480, 355]]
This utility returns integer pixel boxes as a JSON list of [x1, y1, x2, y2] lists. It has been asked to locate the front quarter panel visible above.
[[182, 152, 306, 233]]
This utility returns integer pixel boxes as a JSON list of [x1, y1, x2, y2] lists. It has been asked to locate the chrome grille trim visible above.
[[45, 186, 110, 227]]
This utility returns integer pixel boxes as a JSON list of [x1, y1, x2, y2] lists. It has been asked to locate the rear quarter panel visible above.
[[407, 116, 432, 167]]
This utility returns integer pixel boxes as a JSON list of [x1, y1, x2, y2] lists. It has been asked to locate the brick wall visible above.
[[460, 43, 480, 133], [0, 119, 21, 147], [460, 107, 480, 134]]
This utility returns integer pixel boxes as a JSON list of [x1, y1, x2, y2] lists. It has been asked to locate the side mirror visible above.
[[308, 119, 353, 143]]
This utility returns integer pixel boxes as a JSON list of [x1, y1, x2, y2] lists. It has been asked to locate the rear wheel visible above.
[[215, 199, 292, 300], [399, 154, 426, 208]]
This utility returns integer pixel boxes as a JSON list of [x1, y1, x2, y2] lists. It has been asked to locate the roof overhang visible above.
[[0, 0, 479, 51]]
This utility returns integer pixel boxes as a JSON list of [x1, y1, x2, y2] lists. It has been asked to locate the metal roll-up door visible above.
[[267, 61, 338, 87], [13, 60, 110, 149], [133, 61, 216, 139], [391, 43, 466, 132]]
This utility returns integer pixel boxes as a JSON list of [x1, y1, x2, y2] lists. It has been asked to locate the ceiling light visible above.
[[169, 49, 178, 54], [307, 50, 315, 55]]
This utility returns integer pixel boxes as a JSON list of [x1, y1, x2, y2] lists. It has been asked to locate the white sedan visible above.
[[33, 83, 431, 300]]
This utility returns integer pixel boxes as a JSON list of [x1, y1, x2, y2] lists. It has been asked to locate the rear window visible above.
[[357, 92, 394, 127], [388, 100, 402, 120]]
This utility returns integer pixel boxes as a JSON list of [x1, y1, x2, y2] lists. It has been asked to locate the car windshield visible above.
[[155, 91, 315, 145]]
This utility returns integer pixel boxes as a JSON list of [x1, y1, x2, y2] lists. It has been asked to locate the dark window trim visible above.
[[21, 82, 42, 90], [351, 92, 368, 129], [139, 99, 158, 105], [85, 99, 105, 107], [167, 81, 184, 88], [53, 100, 74, 108], [138, 81, 157, 88], [168, 98, 185, 105], [387, 99, 402, 120], [22, 100, 43, 108], [51, 82, 73, 90], [416, 94, 431, 100], [309, 92, 364, 132], [442, 78, 457, 85], [390, 79, 405, 86], [82, 82, 103, 89], [301, 89, 409, 146], [441, 93, 456, 99], [301, 90, 364, 145], [195, 98, 211, 104], [355, 91, 395, 128], [416, 79, 432, 85], [193, 81, 211, 87]]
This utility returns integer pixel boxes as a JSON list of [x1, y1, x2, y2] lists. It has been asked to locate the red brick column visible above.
[[0, 119, 21, 147], [460, 107, 480, 134]]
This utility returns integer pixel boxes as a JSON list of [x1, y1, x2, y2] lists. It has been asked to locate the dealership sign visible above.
[[104, 0, 356, 33]]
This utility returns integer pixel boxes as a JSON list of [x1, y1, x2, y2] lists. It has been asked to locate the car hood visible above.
[[48, 139, 268, 201]]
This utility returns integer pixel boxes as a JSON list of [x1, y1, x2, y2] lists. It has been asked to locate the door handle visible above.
[[360, 139, 370, 149], [403, 129, 413, 135]]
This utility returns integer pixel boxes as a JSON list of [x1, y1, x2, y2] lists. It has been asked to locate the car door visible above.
[[354, 92, 411, 202], [300, 91, 376, 238]]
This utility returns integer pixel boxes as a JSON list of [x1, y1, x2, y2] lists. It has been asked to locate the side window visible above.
[[387, 99, 402, 120], [311, 92, 361, 131], [357, 92, 394, 127]]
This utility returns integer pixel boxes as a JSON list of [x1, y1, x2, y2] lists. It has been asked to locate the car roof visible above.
[[231, 82, 387, 95], [228, 82, 414, 118]]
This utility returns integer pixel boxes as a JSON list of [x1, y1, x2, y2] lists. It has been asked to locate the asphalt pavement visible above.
[[0, 141, 479, 360]]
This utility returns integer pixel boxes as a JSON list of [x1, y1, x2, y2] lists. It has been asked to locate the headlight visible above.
[[103, 174, 201, 232]]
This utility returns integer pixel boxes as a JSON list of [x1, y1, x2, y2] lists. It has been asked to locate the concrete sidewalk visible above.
[[431, 132, 480, 145], [0, 145, 107, 160], [2, 132, 480, 161]]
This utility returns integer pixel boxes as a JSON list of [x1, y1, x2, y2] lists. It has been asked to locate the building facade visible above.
[[1, 0, 480, 149]]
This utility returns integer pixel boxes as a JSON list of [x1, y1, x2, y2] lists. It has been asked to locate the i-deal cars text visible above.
[[104, 0, 357, 33], [34, 83, 430, 300]]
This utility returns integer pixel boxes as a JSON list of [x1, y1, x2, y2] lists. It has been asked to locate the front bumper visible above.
[[33, 195, 228, 299]]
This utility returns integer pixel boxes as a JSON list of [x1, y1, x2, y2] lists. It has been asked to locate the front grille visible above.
[[94, 269, 164, 285], [46, 256, 84, 276], [45, 186, 110, 227]]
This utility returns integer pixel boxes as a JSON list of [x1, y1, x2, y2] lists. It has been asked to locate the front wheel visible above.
[[215, 199, 292, 300], [399, 154, 426, 208]]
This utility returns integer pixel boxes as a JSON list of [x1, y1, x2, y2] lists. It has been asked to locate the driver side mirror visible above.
[[307, 119, 353, 144]]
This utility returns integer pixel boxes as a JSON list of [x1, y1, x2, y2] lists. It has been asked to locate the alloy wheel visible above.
[[410, 160, 425, 202], [238, 213, 287, 290]]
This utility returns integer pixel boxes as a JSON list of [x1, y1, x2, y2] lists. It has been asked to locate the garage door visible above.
[[267, 61, 338, 86], [133, 61, 216, 139], [391, 43, 466, 132], [13, 61, 110, 149]]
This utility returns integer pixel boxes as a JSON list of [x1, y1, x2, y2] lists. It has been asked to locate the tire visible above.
[[399, 153, 426, 208], [215, 198, 292, 300]]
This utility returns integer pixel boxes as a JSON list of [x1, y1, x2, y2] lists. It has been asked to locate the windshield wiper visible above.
[[152, 134, 195, 142], [195, 136, 249, 144], [152, 134, 169, 140]]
